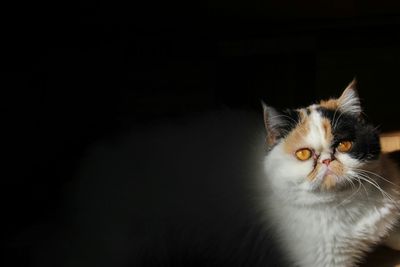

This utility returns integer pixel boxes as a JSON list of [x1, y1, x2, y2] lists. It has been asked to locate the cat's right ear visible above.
[[262, 101, 284, 148]]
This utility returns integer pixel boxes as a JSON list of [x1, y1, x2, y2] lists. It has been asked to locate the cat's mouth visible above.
[[320, 169, 338, 190], [308, 164, 344, 191]]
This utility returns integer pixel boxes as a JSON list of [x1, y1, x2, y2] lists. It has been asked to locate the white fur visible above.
[[259, 108, 400, 267], [338, 86, 361, 115]]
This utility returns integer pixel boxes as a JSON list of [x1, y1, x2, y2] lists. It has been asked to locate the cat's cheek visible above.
[[336, 153, 363, 169], [268, 159, 313, 185], [295, 160, 315, 180], [264, 145, 315, 190], [333, 153, 364, 185]]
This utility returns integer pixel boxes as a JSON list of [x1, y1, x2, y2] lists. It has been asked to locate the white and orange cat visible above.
[[261, 80, 400, 266], [33, 81, 400, 267]]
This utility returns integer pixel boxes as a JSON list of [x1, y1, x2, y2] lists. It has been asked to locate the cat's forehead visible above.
[[283, 102, 359, 152], [284, 105, 335, 151], [296, 104, 327, 121], [298, 102, 342, 121], [299, 100, 339, 116]]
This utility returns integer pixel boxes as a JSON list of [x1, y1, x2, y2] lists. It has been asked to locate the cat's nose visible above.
[[322, 158, 332, 165]]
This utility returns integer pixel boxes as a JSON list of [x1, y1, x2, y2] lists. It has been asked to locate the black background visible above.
[[3, 1, 400, 265]]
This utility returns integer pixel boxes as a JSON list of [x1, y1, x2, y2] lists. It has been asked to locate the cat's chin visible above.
[[294, 183, 357, 207], [317, 182, 354, 193], [296, 175, 354, 202], [306, 174, 355, 194], [307, 165, 353, 192], [291, 185, 354, 206]]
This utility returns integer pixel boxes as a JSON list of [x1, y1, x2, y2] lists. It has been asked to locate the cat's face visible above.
[[263, 80, 380, 192]]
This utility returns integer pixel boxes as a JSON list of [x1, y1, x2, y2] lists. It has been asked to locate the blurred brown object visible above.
[[380, 132, 400, 152]]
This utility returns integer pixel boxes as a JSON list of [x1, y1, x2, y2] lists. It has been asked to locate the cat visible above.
[[260, 79, 400, 267], [31, 80, 400, 267]]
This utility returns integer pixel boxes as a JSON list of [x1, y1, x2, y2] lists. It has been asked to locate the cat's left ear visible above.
[[337, 79, 362, 116], [262, 101, 285, 148]]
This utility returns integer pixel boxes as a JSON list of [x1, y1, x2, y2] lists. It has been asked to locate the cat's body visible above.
[[32, 81, 400, 267]]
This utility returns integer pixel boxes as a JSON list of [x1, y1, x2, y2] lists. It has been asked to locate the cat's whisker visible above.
[[371, 125, 381, 132], [332, 110, 345, 130], [355, 174, 400, 210], [350, 174, 372, 201], [335, 177, 362, 208], [331, 107, 339, 129], [343, 175, 357, 191], [331, 106, 340, 131], [356, 173, 389, 196], [357, 176, 391, 202], [351, 168, 399, 208], [358, 177, 370, 199], [354, 168, 400, 188]]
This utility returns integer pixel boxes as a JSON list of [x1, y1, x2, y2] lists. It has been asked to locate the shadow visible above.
[[362, 246, 400, 267]]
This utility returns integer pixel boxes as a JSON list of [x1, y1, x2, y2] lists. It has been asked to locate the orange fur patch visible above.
[[283, 117, 310, 154], [321, 161, 344, 190], [321, 118, 333, 144], [320, 99, 339, 110], [297, 108, 307, 121], [266, 134, 275, 147], [321, 174, 336, 190], [307, 164, 321, 181], [329, 161, 345, 176]]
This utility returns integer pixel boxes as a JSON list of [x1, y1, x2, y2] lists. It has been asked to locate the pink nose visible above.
[[322, 159, 332, 165]]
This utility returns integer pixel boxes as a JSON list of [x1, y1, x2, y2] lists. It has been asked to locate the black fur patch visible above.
[[317, 107, 381, 161]]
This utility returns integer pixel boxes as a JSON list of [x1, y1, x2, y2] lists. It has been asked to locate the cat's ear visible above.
[[337, 79, 362, 116], [262, 101, 285, 148]]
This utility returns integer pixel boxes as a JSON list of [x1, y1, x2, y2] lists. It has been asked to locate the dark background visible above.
[[3, 1, 400, 265]]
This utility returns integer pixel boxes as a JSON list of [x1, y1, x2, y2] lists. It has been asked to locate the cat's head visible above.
[[263, 80, 381, 192]]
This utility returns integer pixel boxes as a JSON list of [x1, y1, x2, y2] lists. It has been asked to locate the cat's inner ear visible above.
[[337, 79, 362, 116], [262, 102, 285, 148]]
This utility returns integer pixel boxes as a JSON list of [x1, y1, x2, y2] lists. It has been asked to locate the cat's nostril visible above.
[[322, 159, 332, 165]]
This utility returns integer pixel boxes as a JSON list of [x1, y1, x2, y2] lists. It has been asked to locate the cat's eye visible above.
[[295, 148, 312, 161], [337, 141, 352, 153]]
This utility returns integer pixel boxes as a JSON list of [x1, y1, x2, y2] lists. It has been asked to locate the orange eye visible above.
[[295, 148, 312, 161], [337, 141, 352, 153]]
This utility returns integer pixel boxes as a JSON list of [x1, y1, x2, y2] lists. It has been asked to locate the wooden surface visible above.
[[361, 246, 400, 267]]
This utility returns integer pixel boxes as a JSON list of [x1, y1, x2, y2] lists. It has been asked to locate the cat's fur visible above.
[[32, 81, 400, 267], [260, 80, 400, 266]]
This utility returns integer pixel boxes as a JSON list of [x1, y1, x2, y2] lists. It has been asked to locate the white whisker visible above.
[[333, 110, 344, 130], [331, 105, 340, 130], [354, 168, 399, 188], [335, 177, 362, 208], [355, 174, 400, 210]]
